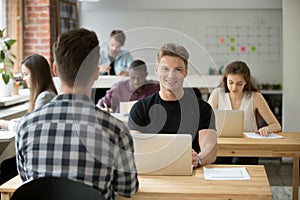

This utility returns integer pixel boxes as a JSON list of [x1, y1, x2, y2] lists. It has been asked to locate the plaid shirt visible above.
[[16, 94, 139, 200]]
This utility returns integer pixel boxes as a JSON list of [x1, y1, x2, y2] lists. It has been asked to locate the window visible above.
[[0, 0, 6, 29], [57, 0, 78, 34], [1, 0, 23, 72]]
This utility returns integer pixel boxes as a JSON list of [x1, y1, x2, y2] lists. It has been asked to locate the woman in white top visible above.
[[0, 54, 57, 184], [208, 61, 281, 164]]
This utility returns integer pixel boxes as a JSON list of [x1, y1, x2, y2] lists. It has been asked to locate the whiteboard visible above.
[[80, 8, 282, 84]]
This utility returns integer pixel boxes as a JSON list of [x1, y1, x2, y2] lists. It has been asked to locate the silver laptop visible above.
[[131, 133, 193, 176], [214, 110, 244, 138], [119, 101, 137, 115]]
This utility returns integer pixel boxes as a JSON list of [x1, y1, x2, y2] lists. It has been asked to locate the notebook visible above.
[[131, 133, 193, 175], [214, 110, 244, 138]]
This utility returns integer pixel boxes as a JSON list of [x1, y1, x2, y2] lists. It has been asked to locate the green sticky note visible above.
[[230, 37, 235, 43], [251, 46, 257, 52], [230, 46, 236, 52]]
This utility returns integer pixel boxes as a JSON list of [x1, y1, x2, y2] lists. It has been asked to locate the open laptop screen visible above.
[[214, 110, 244, 138], [131, 133, 193, 175]]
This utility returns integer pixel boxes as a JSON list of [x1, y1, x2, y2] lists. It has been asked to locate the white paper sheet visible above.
[[244, 132, 284, 139], [203, 167, 251, 180]]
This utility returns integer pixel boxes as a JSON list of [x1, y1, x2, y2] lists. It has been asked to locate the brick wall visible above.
[[23, 0, 57, 66]]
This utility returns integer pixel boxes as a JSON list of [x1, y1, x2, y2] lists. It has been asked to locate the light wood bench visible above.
[[0, 175, 21, 200]]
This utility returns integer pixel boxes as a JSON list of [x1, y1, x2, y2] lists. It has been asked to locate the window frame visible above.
[[4, 0, 23, 73]]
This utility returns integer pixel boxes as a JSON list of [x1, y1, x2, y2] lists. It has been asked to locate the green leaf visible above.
[[0, 50, 5, 60], [2, 73, 10, 84], [4, 39, 16, 50], [0, 28, 16, 72], [4, 57, 14, 67], [0, 68, 3, 73], [11, 53, 16, 59], [8, 71, 13, 78], [0, 29, 4, 38]]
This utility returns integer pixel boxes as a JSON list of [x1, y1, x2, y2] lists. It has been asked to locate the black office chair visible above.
[[11, 176, 105, 200]]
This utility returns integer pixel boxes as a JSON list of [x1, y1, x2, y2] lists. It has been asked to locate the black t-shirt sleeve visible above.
[[198, 99, 216, 131], [128, 100, 148, 131]]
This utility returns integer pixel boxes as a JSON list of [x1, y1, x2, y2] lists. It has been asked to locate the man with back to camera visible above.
[[128, 43, 218, 167], [97, 59, 160, 113], [99, 30, 133, 76], [15, 28, 139, 200]]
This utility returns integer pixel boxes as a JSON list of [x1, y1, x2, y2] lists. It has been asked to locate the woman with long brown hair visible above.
[[0, 54, 57, 129], [0, 54, 57, 184], [21, 54, 57, 112], [208, 60, 281, 164]]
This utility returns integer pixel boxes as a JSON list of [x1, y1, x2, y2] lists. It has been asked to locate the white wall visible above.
[[79, 0, 300, 131], [79, 0, 282, 84], [282, 0, 300, 131], [79, 0, 282, 10]]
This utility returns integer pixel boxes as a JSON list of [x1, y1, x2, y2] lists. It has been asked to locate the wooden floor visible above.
[[259, 157, 299, 200], [260, 157, 293, 186]]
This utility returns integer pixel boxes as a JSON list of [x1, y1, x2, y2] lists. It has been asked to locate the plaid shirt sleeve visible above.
[[15, 118, 26, 181], [111, 123, 139, 197]]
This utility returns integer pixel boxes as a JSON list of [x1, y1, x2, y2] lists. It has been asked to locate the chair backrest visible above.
[[11, 176, 105, 200]]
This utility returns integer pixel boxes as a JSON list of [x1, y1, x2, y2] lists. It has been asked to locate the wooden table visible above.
[[117, 165, 271, 200], [218, 132, 300, 200], [0, 175, 20, 200], [0, 165, 271, 200]]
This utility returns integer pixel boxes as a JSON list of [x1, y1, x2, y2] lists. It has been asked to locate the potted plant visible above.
[[0, 28, 16, 97]]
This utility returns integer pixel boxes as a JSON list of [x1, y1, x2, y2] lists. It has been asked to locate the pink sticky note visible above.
[[240, 45, 246, 52]]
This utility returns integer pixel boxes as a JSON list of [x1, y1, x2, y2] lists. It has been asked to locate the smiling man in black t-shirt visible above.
[[129, 43, 218, 168]]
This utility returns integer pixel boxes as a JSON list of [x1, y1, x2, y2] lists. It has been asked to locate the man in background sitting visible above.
[[99, 30, 133, 76], [97, 59, 160, 113]]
